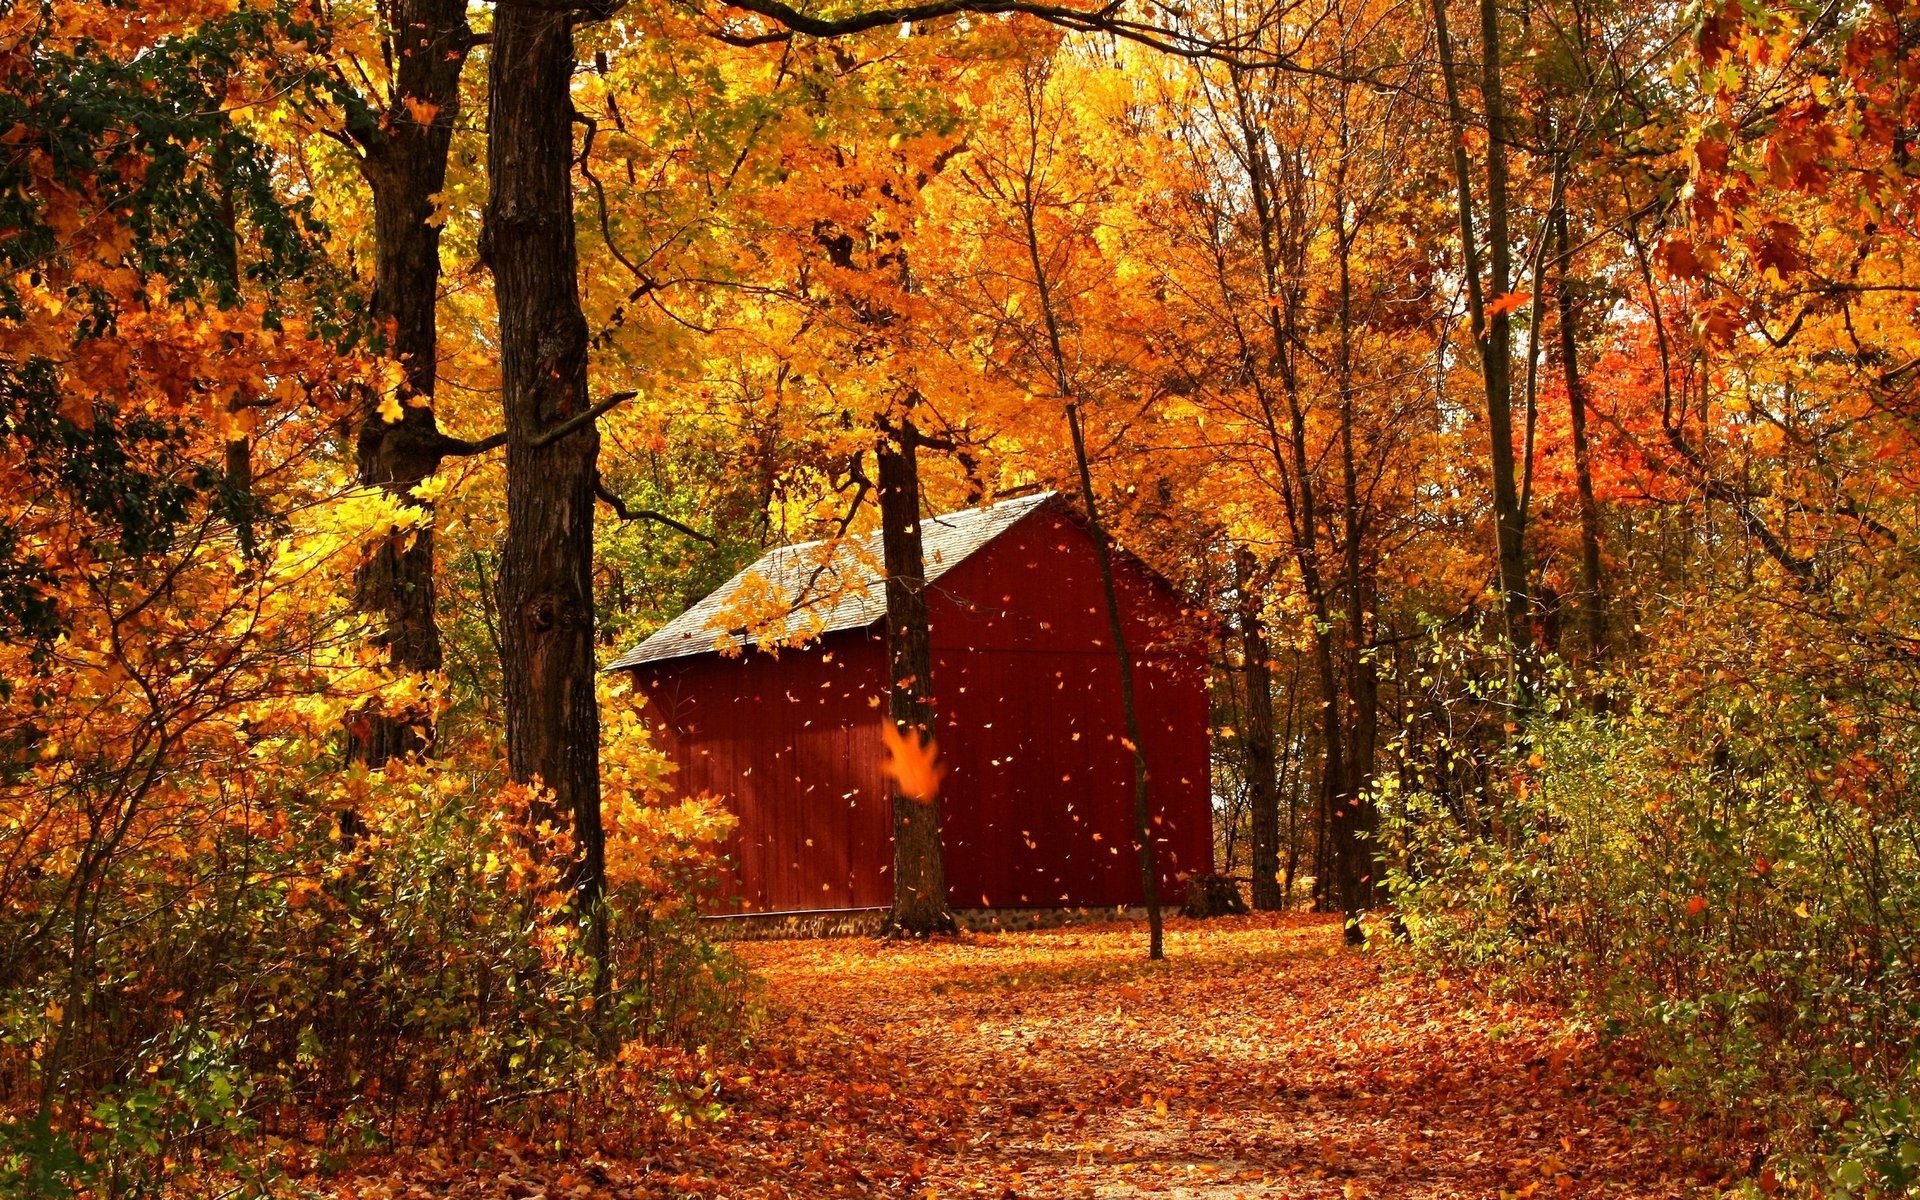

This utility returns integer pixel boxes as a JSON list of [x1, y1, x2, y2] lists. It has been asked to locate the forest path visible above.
[[723, 914, 1711, 1199]]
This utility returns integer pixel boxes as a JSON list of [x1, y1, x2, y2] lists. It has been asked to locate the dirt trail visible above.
[[723, 913, 1713, 1198]]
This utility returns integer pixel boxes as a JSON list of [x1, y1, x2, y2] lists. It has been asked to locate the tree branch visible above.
[[714, 0, 1323, 75], [529, 390, 641, 447], [433, 429, 508, 458], [594, 477, 717, 543]]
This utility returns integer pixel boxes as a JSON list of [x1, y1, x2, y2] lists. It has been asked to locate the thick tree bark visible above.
[[345, 0, 476, 766], [485, 0, 606, 953], [876, 421, 956, 937], [1235, 549, 1283, 911]]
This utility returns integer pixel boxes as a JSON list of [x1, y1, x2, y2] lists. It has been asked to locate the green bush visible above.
[[1385, 649, 1920, 1193]]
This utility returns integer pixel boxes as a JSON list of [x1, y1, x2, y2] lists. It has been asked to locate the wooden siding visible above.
[[635, 632, 891, 912]]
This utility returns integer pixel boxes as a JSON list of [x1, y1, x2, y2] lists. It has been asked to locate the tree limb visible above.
[[594, 477, 717, 543], [529, 390, 642, 447]]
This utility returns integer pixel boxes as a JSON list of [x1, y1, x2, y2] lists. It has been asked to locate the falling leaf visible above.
[[1486, 290, 1532, 317], [881, 722, 945, 804], [401, 96, 441, 125]]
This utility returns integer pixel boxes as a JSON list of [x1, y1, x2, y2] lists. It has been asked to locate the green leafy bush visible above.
[[1385, 631, 1920, 1193]]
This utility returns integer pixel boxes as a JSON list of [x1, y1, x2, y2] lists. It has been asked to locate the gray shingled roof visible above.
[[605, 491, 1057, 670]]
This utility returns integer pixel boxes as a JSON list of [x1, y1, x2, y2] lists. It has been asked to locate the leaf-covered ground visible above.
[[333, 914, 1736, 1198]]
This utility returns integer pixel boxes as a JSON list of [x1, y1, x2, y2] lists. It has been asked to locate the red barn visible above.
[[608, 492, 1212, 915]]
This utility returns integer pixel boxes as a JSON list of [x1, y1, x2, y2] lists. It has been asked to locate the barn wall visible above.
[[926, 507, 1213, 908], [632, 501, 1213, 915], [633, 631, 891, 912]]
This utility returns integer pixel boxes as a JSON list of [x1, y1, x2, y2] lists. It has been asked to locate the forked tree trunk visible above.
[[346, 0, 476, 766], [485, 0, 606, 959], [1235, 549, 1283, 911], [876, 420, 956, 937]]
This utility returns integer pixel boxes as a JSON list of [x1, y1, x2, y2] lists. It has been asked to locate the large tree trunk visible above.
[[876, 420, 956, 937], [346, 0, 476, 766], [1235, 548, 1283, 911], [485, 0, 606, 954], [1332, 152, 1377, 940]]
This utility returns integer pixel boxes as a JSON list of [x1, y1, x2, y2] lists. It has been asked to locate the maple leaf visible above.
[[1657, 236, 1703, 280], [1485, 290, 1532, 318], [880, 721, 944, 804], [1749, 219, 1804, 281], [401, 96, 441, 126]]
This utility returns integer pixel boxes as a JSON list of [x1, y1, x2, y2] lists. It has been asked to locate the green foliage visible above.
[[1384, 634, 1920, 1191]]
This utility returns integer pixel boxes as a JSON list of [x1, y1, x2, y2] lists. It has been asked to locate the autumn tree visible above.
[[315, 0, 495, 765]]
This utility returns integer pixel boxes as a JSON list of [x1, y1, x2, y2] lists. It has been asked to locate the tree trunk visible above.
[[213, 149, 255, 554], [1554, 205, 1606, 658], [1235, 548, 1283, 911], [1431, 0, 1530, 648], [1278, 658, 1302, 904], [485, 0, 606, 956], [1065, 403, 1164, 960], [876, 420, 956, 937], [1332, 147, 1375, 942], [346, 0, 476, 766], [1476, 0, 1528, 646]]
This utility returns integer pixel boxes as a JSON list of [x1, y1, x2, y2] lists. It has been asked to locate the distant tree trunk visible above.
[[1431, 0, 1531, 648], [344, 0, 477, 766], [485, 0, 606, 961], [1007, 87, 1163, 957], [1554, 205, 1606, 658], [1312, 770, 1335, 912], [1230, 69, 1355, 934], [876, 419, 956, 937], [1065, 402, 1164, 961], [1332, 140, 1377, 941], [1235, 548, 1283, 911], [1277, 659, 1302, 903]]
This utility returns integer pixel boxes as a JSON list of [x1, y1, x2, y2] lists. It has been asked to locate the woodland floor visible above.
[[335, 913, 1741, 1199]]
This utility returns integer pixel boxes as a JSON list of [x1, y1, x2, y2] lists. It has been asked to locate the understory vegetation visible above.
[[1386, 620, 1920, 1191]]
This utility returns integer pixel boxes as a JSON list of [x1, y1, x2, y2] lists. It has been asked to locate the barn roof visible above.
[[605, 491, 1057, 670]]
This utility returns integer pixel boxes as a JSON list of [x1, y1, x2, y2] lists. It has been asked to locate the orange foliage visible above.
[[881, 721, 946, 804]]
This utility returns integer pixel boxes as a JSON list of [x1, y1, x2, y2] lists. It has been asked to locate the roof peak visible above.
[[605, 490, 1058, 671]]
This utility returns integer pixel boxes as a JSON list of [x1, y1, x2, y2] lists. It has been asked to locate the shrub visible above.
[[1385, 622, 1920, 1193]]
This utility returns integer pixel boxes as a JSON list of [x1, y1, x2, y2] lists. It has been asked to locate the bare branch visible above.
[[529, 390, 642, 447], [594, 477, 717, 543]]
